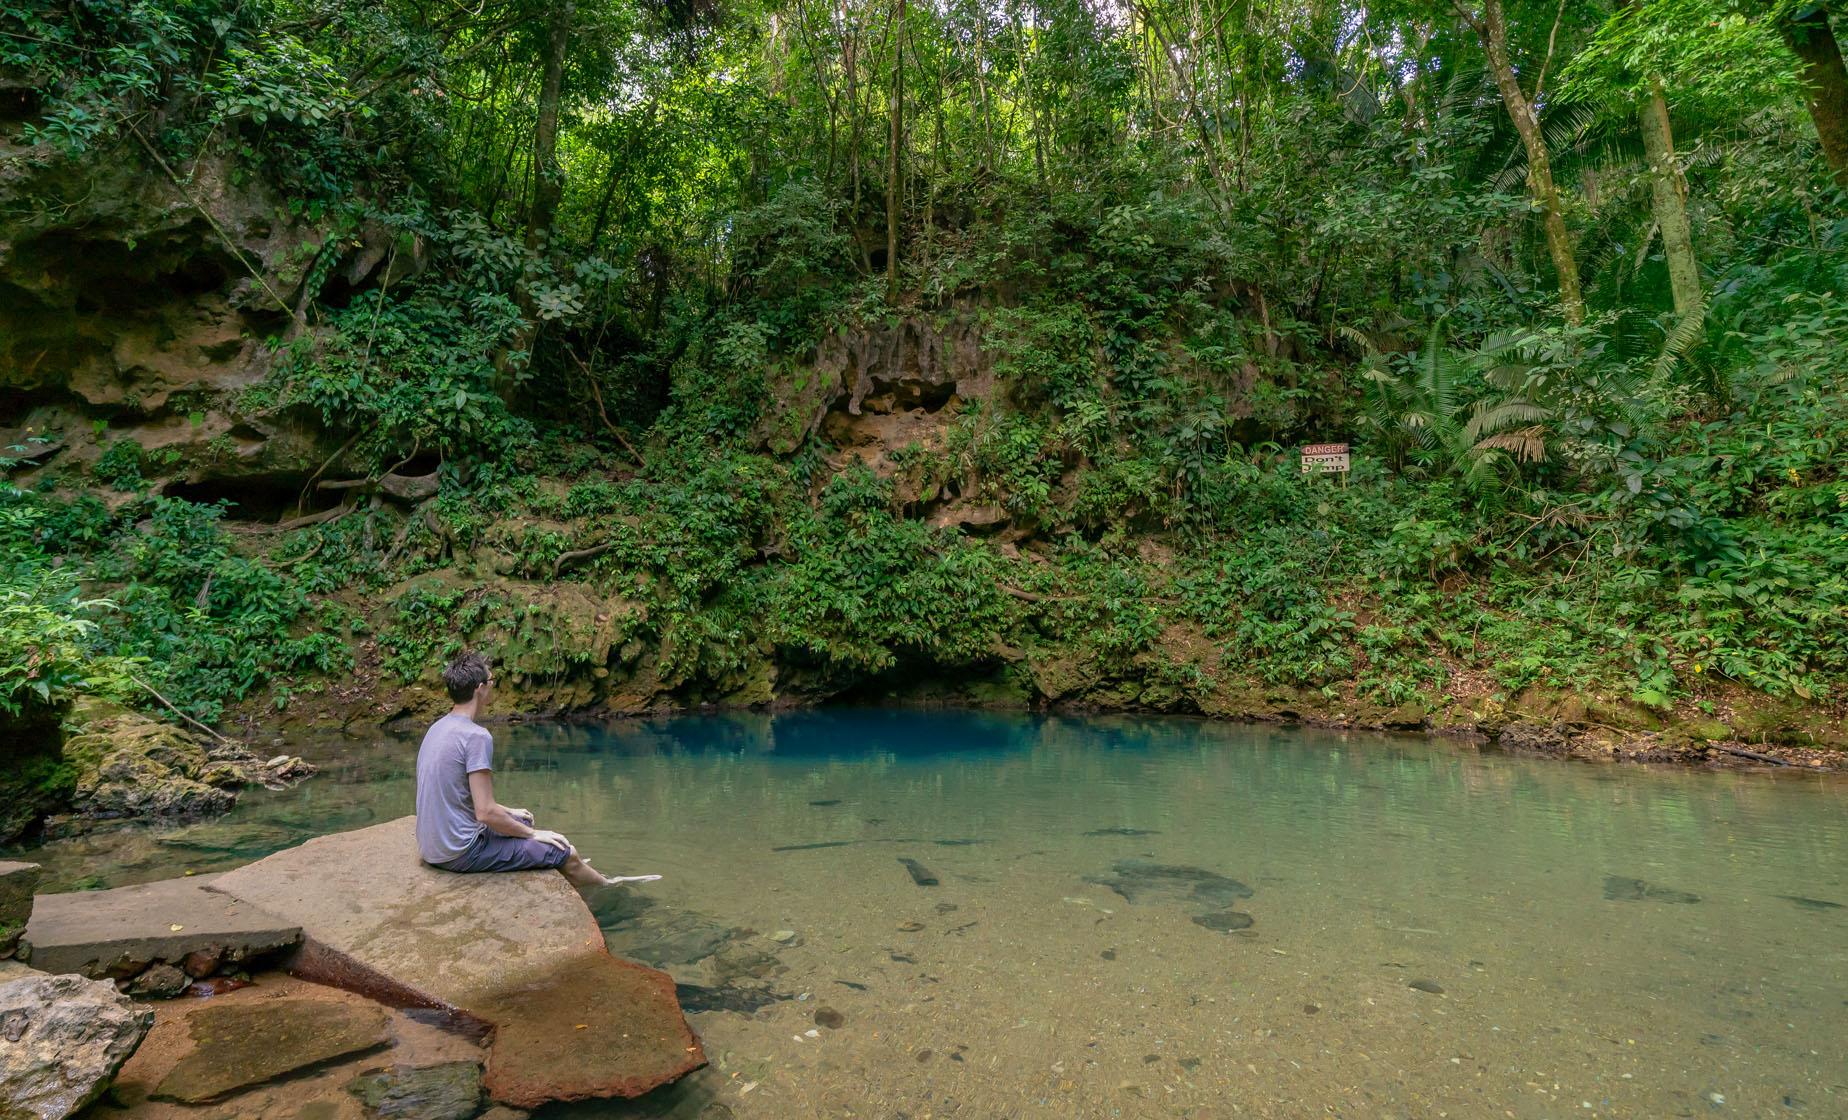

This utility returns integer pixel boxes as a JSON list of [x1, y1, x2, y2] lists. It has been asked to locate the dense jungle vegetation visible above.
[[2, 0, 1845, 746]]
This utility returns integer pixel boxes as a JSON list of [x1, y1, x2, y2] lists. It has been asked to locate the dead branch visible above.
[[1707, 743, 1792, 767], [566, 347, 645, 465], [126, 672, 236, 746]]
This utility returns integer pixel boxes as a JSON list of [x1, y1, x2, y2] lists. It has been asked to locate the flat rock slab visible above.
[[208, 817, 705, 1108], [23, 875, 301, 978], [153, 997, 391, 1103]]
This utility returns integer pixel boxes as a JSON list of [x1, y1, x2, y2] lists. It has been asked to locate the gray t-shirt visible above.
[[414, 712, 494, 864]]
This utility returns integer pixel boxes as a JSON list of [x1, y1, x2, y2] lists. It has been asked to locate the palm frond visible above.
[[1654, 302, 1709, 382], [1464, 400, 1552, 442], [1473, 425, 1549, 463]]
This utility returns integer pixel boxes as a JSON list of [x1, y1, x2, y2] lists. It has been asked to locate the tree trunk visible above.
[[528, 0, 574, 244], [886, 0, 904, 305], [1471, 0, 1584, 325], [1781, 3, 1848, 188], [1638, 77, 1701, 317]]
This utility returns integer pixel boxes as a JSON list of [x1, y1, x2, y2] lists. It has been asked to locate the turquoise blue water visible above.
[[18, 711, 1848, 1118]]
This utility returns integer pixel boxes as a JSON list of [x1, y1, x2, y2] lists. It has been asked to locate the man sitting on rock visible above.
[[415, 651, 658, 893]]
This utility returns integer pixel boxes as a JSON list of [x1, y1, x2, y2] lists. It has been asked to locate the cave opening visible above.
[[162, 474, 342, 524]]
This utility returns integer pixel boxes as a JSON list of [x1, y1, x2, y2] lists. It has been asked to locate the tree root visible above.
[[318, 470, 440, 503], [553, 540, 616, 578], [276, 502, 355, 531], [999, 584, 1081, 603], [1706, 742, 1791, 766]]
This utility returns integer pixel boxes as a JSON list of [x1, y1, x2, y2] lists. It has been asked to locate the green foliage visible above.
[[1560, 0, 1797, 115], [766, 468, 1010, 677], [91, 440, 147, 491], [10, 0, 1848, 731], [4, 490, 350, 724], [0, 564, 130, 718]]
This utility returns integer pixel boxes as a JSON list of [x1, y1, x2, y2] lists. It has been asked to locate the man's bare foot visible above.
[[563, 852, 662, 891]]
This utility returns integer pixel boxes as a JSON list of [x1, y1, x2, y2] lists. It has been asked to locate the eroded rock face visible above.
[[0, 711, 68, 846], [0, 972, 154, 1120], [58, 707, 234, 823], [0, 148, 407, 515]]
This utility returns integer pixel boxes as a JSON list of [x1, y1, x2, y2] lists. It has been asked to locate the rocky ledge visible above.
[[207, 817, 705, 1107], [2, 820, 703, 1117]]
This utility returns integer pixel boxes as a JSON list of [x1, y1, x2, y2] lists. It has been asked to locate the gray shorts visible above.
[[434, 829, 570, 873]]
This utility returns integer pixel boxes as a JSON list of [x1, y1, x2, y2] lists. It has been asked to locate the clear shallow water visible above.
[[17, 710, 1848, 1118]]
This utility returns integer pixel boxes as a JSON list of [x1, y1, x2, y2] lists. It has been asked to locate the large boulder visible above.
[[40, 702, 313, 836], [57, 705, 235, 824], [0, 972, 153, 1120]]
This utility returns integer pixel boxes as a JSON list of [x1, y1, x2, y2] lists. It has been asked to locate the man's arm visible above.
[[468, 771, 567, 849]]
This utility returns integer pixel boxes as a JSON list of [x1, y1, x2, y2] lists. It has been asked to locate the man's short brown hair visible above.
[[442, 651, 492, 703]]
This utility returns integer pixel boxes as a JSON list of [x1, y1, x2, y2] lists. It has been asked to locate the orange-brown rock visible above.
[[207, 818, 704, 1107]]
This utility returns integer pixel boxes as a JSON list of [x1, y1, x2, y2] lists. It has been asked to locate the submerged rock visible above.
[[898, 858, 940, 886], [1408, 979, 1446, 994], [673, 983, 788, 1015], [0, 972, 153, 1119], [1191, 911, 1255, 932], [346, 1061, 484, 1120], [1086, 860, 1258, 932], [1603, 876, 1701, 904], [153, 998, 391, 1103], [1086, 861, 1253, 909], [602, 907, 739, 970]]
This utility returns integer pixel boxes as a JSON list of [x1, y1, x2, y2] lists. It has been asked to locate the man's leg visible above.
[[509, 813, 659, 891], [557, 843, 661, 891]]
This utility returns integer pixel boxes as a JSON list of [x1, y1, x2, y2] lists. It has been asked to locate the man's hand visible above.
[[508, 808, 535, 826], [532, 829, 572, 852]]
